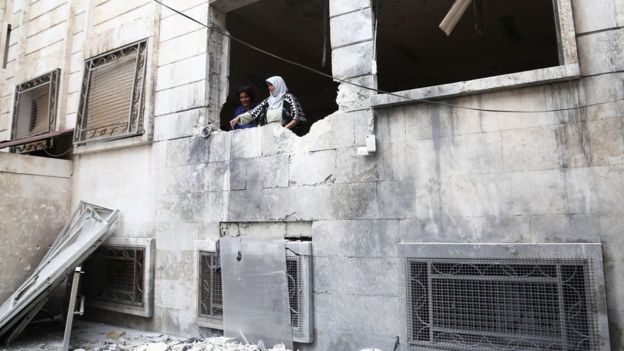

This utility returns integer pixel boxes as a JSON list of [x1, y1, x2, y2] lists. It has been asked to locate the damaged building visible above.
[[0, 0, 623, 350]]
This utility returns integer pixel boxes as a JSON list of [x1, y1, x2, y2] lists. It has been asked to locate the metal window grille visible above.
[[74, 40, 147, 144], [11, 70, 59, 146], [84, 246, 145, 307], [406, 258, 598, 351], [287, 256, 302, 334], [199, 251, 223, 319]]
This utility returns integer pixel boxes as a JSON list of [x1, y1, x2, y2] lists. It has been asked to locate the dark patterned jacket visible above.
[[246, 93, 306, 126]]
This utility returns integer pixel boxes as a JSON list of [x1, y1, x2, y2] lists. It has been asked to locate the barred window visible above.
[[74, 40, 147, 144], [286, 256, 301, 335], [199, 251, 223, 319], [406, 258, 599, 351], [12, 70, 59, 141], [84, 246, 145, 308]]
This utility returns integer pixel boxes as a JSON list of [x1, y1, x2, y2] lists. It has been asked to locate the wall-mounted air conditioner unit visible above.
[[286, 241, 313, 344]]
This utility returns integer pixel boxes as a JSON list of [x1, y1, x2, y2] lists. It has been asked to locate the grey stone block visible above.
[[376, 180, 418, 219], [314, 293, 400, 337], [155, 222, 198, 251], [289, 149, 336, 186], [246, 154, 289, 189], [580, 73, 624, 121], [205, 161, 228, 192], [314, 256, 399, 296], [156, 192, 205, 222], [502, 126, 562, 172], [577, 28, 624, 76], [572, 0, 618, 33], [157, 165, 205, 195], [295, 185, 333, 220], [586, 118, 624, 167], [336, 75, 375, 111], [231, 127, 262, 159], [442, 174, 512, 217], [312, 219, 399, 257], [330, 182, 378, 219], [330, 9, 373, 48], [260, 124, 298, 157], [226, 188, 296, 221], [298, 330, 400, 351], [154, 250, 194, 281], [566, 166, 624, 215], [165, 136, 209, 167], [509, 170, 568, 215], [335, 147, 378, 183], [208, 132, 231, 162], [529, 213, 600, 242], [329, 0, 370, 17], [153, 109, 201, 142], [331, 41, 374, 79]]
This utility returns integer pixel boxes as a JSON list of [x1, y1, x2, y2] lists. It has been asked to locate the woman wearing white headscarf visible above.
[[229, 76, 306, 132]]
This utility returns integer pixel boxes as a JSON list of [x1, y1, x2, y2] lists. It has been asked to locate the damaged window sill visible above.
[[369, 63, 580, 108]]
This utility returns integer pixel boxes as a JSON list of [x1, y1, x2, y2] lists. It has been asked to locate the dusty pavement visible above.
[[0, 320, 288, 351]]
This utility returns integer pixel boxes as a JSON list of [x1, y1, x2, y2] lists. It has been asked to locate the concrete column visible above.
[[329, 0, 376, 112]]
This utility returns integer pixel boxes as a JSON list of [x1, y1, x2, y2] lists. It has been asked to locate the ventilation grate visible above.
[[287, 256, 301, 334], [84, 246, 145, 307], [406, 259, 598, 351], [12, 69, 59, 142], [199, 251, 223, 318]]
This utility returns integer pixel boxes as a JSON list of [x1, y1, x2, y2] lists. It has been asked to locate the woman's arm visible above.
[[284, 119, 300, 129]]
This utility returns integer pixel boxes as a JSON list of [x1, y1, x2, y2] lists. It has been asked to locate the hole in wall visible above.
[[374, 0, 560, 92], [220, 0, 338, 136]]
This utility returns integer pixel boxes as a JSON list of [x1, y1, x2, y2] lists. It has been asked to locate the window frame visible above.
[[83, 237, 155, 317], [370, 0, 580, 107], [11, 69, 60, 145], [73, 39, 148, 145], [398, 243, 610, 351]]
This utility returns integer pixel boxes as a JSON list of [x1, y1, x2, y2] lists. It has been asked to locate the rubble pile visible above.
[[79, 336, 288, 351]]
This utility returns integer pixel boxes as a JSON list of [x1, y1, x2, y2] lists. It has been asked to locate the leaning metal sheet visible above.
[[0, 202, 119, 342], [221, 237, 293, 350]]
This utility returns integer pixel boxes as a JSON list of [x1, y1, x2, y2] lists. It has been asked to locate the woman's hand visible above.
[[284, 119, 300, 130], [230, 117, 241, 129]]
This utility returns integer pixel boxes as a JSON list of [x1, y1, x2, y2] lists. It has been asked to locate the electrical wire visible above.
[[153, 0, 624, 114], [43, 146, 73, 158]]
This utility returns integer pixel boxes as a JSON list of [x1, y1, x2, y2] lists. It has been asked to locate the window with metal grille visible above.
[[11, 69, 59, 141], [84, 246, 145, 308], [74, 40, 147, 144], [406, 258, 599, 351], [287, 256, 301, 334], [199, 251, 223, 319]]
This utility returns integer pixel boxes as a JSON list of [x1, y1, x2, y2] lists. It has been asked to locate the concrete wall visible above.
[[0, 152, 72, 302], [1, 0, 624, 350]]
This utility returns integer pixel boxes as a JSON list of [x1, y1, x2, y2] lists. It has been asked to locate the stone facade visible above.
[[0, 152, 72, 302], [1, 0, 624, 350]]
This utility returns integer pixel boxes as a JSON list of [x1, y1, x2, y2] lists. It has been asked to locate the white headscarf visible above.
[[266, 76, 288, 109]]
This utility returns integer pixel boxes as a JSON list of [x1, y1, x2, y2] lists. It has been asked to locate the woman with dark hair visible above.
[[231, 86, 257, 129], [229, 76, 305, 133]]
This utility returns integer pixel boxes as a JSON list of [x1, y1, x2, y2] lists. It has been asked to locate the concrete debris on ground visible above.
[[0, 321, 289, 351]]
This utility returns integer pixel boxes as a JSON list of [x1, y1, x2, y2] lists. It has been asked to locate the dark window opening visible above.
[[220, 0, 337, 135], [375, 0, 560, 92], [83, 246, 146, 308], [3, 24, 11, 69], [199, 251, 223, 319]]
